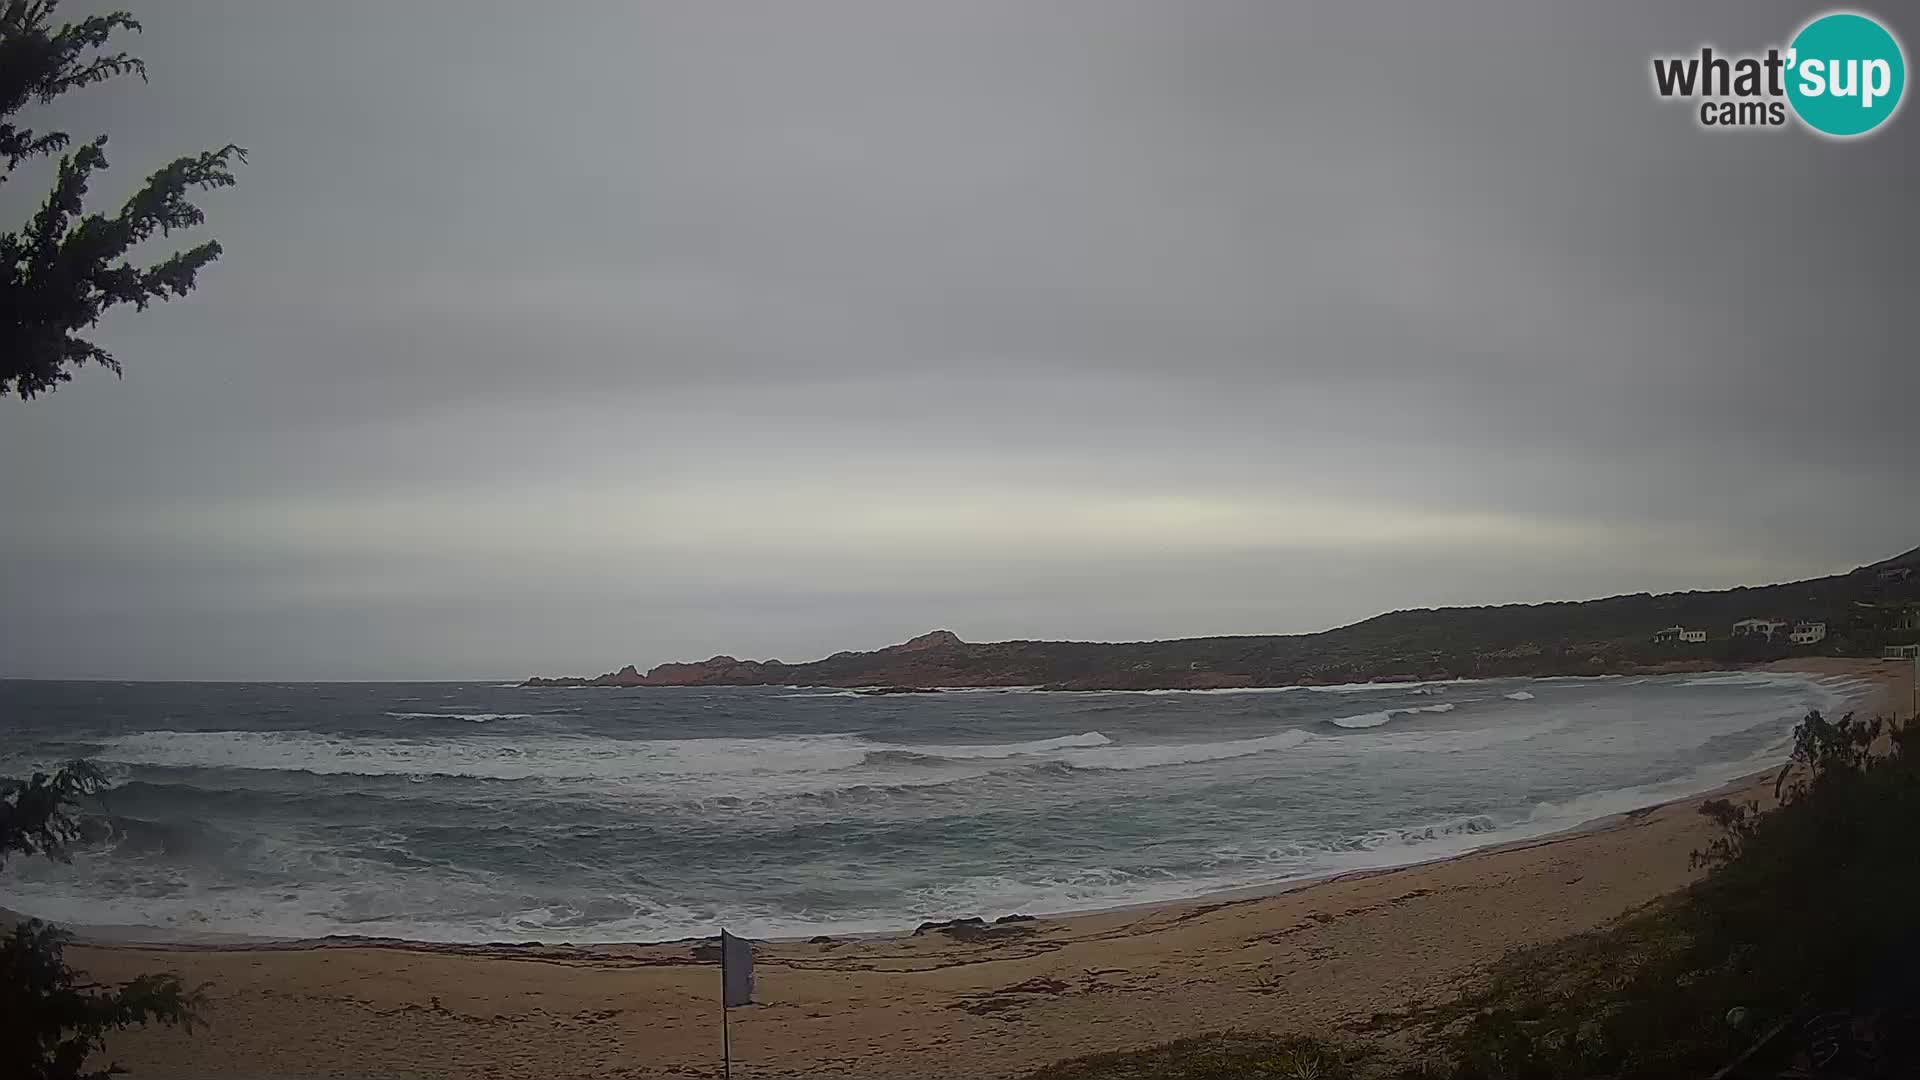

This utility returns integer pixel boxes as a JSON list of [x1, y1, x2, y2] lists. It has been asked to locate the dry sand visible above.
[[67, 658, 1911, 1079]]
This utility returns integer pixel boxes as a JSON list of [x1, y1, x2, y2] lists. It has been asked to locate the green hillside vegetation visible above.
[[537, 546, 1920, 688], [1278, 544, 1920, 683]]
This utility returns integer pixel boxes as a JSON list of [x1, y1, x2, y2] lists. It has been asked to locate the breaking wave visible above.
[[1328, 702, 1457, 729], [1681, 673, 1813, 689], [5, 668, 1877, 945], [900, 732, 1112, 758], [92, 724, 1324, 784], [1058, 728, 1313, 770], [94, 729, 1126, 783], [385, 712, 537, 722]]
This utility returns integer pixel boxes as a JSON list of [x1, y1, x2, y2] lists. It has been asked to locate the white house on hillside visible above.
[[1732, 618, 1790, 641], [1680, 629, 1707, 643], [1652, 626, 1684, 643], [1789, 621, 1827, 645]]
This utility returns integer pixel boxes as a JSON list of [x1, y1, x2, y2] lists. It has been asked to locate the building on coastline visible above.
[[1732, 618, 1790, 641], [1652, 626, 1684, 643], [1884, 643, 1920, 660], [1679, 629, 1708, 643], [1789, 621, 1828, 645]]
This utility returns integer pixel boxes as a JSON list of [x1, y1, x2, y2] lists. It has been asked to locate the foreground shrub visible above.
[[2, 762, 202, 1078]]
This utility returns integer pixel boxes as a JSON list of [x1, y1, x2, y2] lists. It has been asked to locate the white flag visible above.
[[720, 930, 754, 1007]]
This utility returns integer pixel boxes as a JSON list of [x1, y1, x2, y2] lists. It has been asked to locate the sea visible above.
[[0, 670, 1876, 944]]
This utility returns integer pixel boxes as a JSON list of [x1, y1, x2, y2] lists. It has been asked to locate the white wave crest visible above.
[[385, 712, 535, 722], [1060, 729, 1313, 770], [1329, 703, 1457, 729], [96, 730, 875, 782], [907, 732, 1112, 758], [773, 690, 863, 699], [1125, 685, 1308, 696], [93, 728, 1118, 784], [1504, 691, 1536, 701], [1681, 672, 1814, 689]]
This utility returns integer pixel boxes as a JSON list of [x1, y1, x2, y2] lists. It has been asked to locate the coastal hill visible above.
[[524, 546, 1920, 690]]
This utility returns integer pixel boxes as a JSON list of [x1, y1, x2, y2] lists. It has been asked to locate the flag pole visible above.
[[721, 929, 733, 1080]]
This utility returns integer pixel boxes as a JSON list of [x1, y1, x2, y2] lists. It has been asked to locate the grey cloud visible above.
[[2, 0, 1915, 678]]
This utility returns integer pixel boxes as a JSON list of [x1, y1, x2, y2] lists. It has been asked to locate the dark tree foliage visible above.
[[1, 0, 243, 399], [2, 5, 225, 1069], [0, 760, 106, 863], [2, 762, 202, 1078], [0, 922, 201, 1080]]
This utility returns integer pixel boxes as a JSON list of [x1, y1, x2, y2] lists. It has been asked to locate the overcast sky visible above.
[[2, 1, 1915, 680]]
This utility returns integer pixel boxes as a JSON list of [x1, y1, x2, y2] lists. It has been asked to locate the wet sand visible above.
[[67, 658, 1909, 1079]]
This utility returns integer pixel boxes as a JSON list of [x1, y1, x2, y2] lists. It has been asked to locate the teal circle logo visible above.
[[1787, 12, 1906, 137]]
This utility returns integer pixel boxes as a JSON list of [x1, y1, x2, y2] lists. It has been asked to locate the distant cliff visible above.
[[523, 546, 1920, 690]]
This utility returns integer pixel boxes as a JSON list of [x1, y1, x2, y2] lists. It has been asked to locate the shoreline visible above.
[[45, 755, 1812, 959], [47, 659, 1886, 956], [56, 657, 1910, 1079]]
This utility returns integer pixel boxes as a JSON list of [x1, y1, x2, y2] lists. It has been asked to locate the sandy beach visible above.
[[64, 658, 1910, 1080]]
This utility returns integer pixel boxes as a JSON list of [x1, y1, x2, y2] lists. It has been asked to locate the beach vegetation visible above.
[[3, 4, 232, 1071], [2, 760, 203, 1079]]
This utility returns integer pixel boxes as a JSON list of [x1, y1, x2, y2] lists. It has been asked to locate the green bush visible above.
[[2, 762, 202, 1079]]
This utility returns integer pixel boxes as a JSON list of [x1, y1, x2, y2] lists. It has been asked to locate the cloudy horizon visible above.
[[3, 0, 1915, 680]]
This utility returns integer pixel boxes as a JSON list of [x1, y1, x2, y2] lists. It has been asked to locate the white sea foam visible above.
[[385, 712, 537, 722], [93, 728, 1119, 785], [1127, 685, 1309, 696], [1681, 672, 1812, 689], [773, 686, 1043, 699], [1059, 728, 1313, 770], [909, 732, 1112, 758], [773, 690, 863, 699], [13, 669, 1885, 946], [72, 670, 1872, 793], [1328, 702, 1457, 729], [96, 729, 876, 781], [7, 728, 1795, 947], [1303, 678, 1487, 694]]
